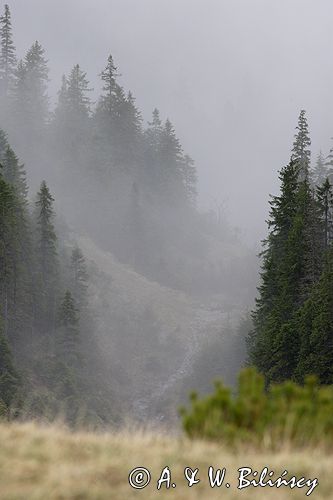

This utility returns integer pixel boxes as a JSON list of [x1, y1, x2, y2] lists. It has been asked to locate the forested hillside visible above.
[[0, 5, 254, 297], [0, 4, 255, 424]]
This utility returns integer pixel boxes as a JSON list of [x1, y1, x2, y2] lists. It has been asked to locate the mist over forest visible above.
[[0, 2, 258, 425], [1, 1, 333, 430]]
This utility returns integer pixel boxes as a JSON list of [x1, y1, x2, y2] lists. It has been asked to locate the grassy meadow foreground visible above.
[[0, 423, 331, 499]]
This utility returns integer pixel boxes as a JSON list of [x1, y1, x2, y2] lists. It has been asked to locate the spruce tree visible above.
[[143, 108, 163, 189], [249, 161, 306, 381], [316, 178, 333, 250], [66, 64, 91, 116], [34, 181, 58, 334], [295, 248, 333, 383], [35, 181, 57, 284], [0, 136, 33, 345], [94, 54, 137, 169], [57, 291, 80, 365], [70, 246, 88, 310], [313, 151, 328, 187], [53, 65, 92, 157], [145, 108, 163, 153], [0, 128, 8, 158], [181, 154, 197, 206], [12, 41, 49, 135], [159, 118, 186, 203], [98, 54, 122, 116], [291, 109, 311, 181], [0, 169, 17, 337], [325, 138, 333, 179], [2, 145, 28, 200], [0, 4, 16, 97], [0, 319, 20, 410]]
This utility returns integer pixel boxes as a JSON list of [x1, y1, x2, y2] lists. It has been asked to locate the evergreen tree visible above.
[[145, 108, 163, 152], [57, 291, 80, 365], [12, 41, 49, 136], [291, 109, 311, 181], [0, 319, 20, 410], [35, 181, 57, 284], [325, 138, 333, 178], [98, 54, 121, 116], [11, 59, 26, 116], [66, 64, 91, 116], [53, 65, 92, 157], [2, 145, 28, 200], [34, 181, 58, 333], [143, 108, 163, 188], [312, 151, 328, 187], [94, 54, 142, 169], [0, 138, 32, 347], [316, 178, 333, 250], [295, 248, 333, 383], [181, 154, 197, 206], [159, 118, 186, 203], [0, 128, 8, 158], [120, 91, 142, 164], [298, 179, 324, 300], [0, 4, 16, 97], [70, 246, 88, 310], [0, 169, 17, 337], [249, 161, 310, 382], [24, 41, 49, 119]]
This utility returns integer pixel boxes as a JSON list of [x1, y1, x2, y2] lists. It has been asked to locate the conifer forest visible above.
[[1, 0, 333, 443]]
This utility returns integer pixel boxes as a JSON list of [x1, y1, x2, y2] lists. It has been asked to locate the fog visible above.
[[10, 0, 333, 242], [1, 1, 331, 426]]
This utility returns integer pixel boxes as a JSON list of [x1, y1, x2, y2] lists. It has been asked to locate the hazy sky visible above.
[[10, 0, 333, 242]]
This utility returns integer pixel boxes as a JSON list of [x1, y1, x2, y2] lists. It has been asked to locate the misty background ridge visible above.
[[9, 0, 333, 243]]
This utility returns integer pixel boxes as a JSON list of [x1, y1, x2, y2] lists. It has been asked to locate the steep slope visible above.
[[76, 235, 243, 424]]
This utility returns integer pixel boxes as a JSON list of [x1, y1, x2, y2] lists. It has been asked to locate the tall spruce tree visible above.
[[0, 4, 16, 98], [66, 64, 91, 116], [249, 160, 300, 381], [248, 157, 324, 382], [0, 168, 18, 337], [98, 54, 121, 116], [94, 54, 143, 169], [12, 41, 49, 139], [159, 118, 186, 203], [291, 109, 311, 181], [34, 181, 58, 334], [143, 108, 163, 189], [53, 65, 92, 157], [249, 112, 333, 383]]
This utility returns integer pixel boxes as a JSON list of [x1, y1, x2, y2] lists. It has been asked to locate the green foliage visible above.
[[181, 367, 333, 448], [250, 111, 333, 385], [0, 320, 20, 409]]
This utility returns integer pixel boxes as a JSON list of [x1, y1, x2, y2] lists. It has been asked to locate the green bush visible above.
[[180, 368, 333, 448]]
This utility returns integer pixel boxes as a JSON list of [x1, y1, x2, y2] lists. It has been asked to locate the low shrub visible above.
[[180, 367, 333, 448]]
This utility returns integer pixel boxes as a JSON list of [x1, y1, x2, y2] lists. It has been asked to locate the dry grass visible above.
[[0, 422, 331, 499]]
